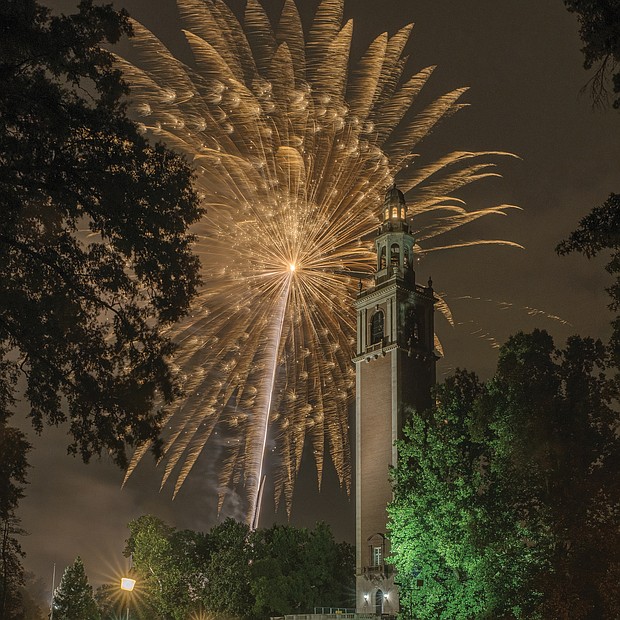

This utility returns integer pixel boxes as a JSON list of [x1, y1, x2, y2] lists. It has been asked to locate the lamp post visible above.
[[120, 577, 136, 620]]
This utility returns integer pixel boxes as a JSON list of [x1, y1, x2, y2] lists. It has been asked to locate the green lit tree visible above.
[[52, 557, 100, 620], [389, 330, 620, 619], [387, 370, 534, 620]]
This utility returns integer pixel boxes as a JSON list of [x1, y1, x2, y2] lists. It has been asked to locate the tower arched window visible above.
[[392, 206, 398, 218], [379, 246, 386, 269], [390, 243, 400, 267], [370, 311, 384, 345]]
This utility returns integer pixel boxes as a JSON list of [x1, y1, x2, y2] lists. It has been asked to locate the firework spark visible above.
[[119, 0, 519, 521]]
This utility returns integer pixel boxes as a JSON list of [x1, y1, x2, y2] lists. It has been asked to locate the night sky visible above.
[[23, 0, 620, 592]]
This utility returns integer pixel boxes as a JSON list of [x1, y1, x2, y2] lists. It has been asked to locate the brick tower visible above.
[[354, 185, 437, 616]]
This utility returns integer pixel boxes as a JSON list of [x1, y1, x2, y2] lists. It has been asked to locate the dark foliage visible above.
[[0, 419, 29, 620], [564, 0, 620, 107], [0, 0, 202, 468], [0, 519, 27, 620], [557, 193, 620, 362]]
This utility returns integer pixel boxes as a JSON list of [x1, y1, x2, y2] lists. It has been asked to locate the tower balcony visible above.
[[360, 563, 395, 580], [364, 340, 384, 355]]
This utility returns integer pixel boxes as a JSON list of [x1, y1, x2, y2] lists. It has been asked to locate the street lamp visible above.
[[120, 577, 136, 620]]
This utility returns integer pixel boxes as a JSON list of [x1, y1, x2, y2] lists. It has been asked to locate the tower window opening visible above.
[[384, 208, 390, 221], [391, 243, 400, 267], [392, 206, 398, 218], [370, 311, 384, 345], [379, 246, 386, 270], [372, 545, 383, 567], [401, 207, 405, 219]]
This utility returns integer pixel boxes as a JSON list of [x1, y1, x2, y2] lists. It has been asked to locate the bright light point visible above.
[[121, 577, 136, 592], [289, 263, 296, 272]]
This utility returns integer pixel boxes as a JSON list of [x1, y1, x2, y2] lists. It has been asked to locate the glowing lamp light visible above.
[[120, 577, 136, 592]]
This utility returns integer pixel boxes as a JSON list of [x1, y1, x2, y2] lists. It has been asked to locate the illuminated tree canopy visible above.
[[123, 515, 354, 619], [389, 330, 620, 619]]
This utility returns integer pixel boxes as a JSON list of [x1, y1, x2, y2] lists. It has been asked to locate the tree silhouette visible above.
[[564, 0, 620, 108], [0, 0, 201, 468]]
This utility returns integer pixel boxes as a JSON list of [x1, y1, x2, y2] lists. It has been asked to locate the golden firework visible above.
[[118, 0, 519, 521]]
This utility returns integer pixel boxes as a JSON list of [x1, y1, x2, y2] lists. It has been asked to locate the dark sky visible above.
[[24, 0, 620, 593]]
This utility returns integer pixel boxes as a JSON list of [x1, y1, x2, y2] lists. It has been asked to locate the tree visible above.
[[482, 331, 620, 618], [564, 0, 620, 108], [125, 515, 354, 620], [126, 515, 252, 619], [387, 370, 531, 620], [52, 557, 100, 620], [557, 193, 620, 362], [202, 519, 255, 618], [125, 515, 208, 620], [250, 522, 354, 618], [17, 572, 48, 620], [0, 0, 201, 468], [0, 518, 27, 620], [95, 581, 158, 620], [0, 415, 30, 620], [389, 330, 620, 619]]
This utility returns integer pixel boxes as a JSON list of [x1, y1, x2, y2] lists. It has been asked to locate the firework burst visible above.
[[118, 0, 520, 521]]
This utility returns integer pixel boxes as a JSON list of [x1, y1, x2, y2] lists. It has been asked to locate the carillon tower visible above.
[[354, 185, 437, 616]]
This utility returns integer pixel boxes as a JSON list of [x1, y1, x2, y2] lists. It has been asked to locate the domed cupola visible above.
[[374, 183, 415, 284], [383, 183, 407, 222]]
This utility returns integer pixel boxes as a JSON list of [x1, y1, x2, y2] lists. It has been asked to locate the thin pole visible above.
[[49, 563, 56, 620]]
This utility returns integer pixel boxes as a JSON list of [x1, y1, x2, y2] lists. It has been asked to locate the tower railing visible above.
[[362, 563, 395, 578]]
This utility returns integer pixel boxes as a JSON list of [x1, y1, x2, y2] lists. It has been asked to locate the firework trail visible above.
[[118, 0, 520, 521], [452, 296, 572, 327]]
